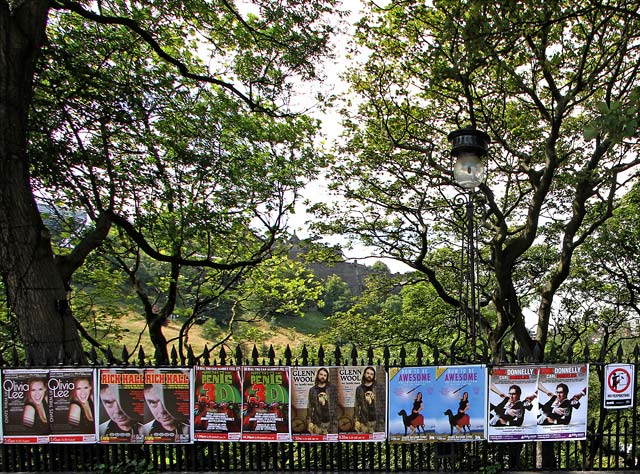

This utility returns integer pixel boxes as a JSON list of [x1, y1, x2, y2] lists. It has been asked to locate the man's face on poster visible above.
[[316, 369, 328, 385], [101, 386, 132, 430], [145, 385, 176, 430], [364, 368, 375, 384]]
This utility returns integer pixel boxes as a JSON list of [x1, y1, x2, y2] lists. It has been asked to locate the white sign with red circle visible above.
[[604, 364, 634, 409]]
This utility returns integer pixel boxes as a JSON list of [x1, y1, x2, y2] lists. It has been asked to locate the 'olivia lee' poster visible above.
[[2, 369, 50, 444], [49, 368, 97, 443]]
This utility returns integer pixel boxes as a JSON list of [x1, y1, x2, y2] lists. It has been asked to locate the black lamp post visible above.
[[447, 127, 490, 360]]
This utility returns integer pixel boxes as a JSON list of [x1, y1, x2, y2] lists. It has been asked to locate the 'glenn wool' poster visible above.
[[337, 366, 387, 442], [291, 366, 339, 442]]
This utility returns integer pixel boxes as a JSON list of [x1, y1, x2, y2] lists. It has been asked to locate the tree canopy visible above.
[[1, 0, 342, 363], [312, 0, 640, 361]]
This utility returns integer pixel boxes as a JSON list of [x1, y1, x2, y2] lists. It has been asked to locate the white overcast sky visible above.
[[286, 0, 413, 273]]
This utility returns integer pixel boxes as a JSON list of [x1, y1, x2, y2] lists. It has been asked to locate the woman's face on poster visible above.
[[30, 380, 46, 404], [75, 379, 92, 402]]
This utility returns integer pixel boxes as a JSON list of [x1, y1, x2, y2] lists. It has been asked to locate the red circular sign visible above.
[[608, 367, 631, 393]]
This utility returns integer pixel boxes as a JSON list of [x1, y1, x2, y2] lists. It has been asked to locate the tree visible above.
[[322, 274, 353, 315], [240, 255, 324, 320], [1, 0, 341, 364], [313, 0, 640, 362], [555, 183, 640, 356]]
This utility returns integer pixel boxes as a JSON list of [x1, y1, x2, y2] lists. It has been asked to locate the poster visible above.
[[1, 369, 50, 444], [193, 366, 242, 441], [97, 368, 144, 443], [488, 366, 539, 442], [143, 368, 192, 444], [241, 366, 291, 441], [291, 367, 339, 442], [536, 364, 589, 440], [430, 365, 487, 442], [337, 366, 387, 442], [49, 368, 97, 443], [388, 367, 436, 442], [604, 363, 634, 409]]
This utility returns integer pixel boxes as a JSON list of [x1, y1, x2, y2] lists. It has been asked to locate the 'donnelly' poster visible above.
[[488, 365, 539, 442], [143, 368, 192, 444], [49, 368, 97, 443], [488, 364, 589, 442], [98, 369, 145, 444], [241, 366, 290, 441], [536, 364, 588, 441], [291, 367, 339, 442], [336, 366, 387, 442], [2, 369, 51, 444], [193, 366, 242, 441]]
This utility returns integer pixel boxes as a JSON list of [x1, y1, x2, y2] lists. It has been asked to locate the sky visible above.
[[285, 0, 414, 274]]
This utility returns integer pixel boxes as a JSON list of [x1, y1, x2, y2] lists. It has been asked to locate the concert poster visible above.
[[291, 366, 339, 442], [193, 366, 242, 441], [336, 366, 387, 442], [49, 368, 97, 443], [97, 368, 144, 444], [388, 367, 436, 443], [143, 368, 192, 444], [536, 364, 589, 441], [241, 366, 291, 441], [432, 365, 487, 442], [487, 365, 539, 442], [1, 369, 50, 444]]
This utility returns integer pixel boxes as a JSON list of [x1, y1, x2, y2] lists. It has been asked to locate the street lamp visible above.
[[448, 127, 490, 189], [447, 127, 490, 360]]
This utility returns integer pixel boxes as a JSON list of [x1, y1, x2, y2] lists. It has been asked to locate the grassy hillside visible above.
[[113, 310, 331, 363]]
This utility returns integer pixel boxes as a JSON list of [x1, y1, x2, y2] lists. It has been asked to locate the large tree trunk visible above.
[[1, 1, 84, 364]]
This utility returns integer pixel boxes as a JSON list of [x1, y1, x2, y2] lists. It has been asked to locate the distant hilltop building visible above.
[[286, 234, 381, 296]]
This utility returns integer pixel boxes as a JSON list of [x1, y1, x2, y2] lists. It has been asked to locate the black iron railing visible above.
[[0, 342, 638, 472]]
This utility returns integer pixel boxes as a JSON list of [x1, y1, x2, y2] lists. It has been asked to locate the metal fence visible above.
[[0, 342, 638, 472]]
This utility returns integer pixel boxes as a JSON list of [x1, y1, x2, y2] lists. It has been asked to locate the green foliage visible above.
[[327, 271, 458, 353], [584, 91, 640, 142], [96, 458, 150, 474], [551, 183, 640, 358], [241, 255, 324, 319], [276, 309, 330, 335], [322, 274, 353, 315], [19, 0, 342, 360], [314, 0, 640, 360]]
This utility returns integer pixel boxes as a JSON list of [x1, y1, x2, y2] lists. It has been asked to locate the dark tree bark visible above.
[[1, 1, 85, 363]]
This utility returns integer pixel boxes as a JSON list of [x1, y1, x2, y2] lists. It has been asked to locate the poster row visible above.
[[0, 363, 628, 445]]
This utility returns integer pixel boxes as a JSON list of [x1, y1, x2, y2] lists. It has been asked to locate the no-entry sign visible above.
[[604, 364, 635, 409]]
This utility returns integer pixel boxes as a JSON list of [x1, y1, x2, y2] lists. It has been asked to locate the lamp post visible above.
[[447, 127, 490, 360]]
